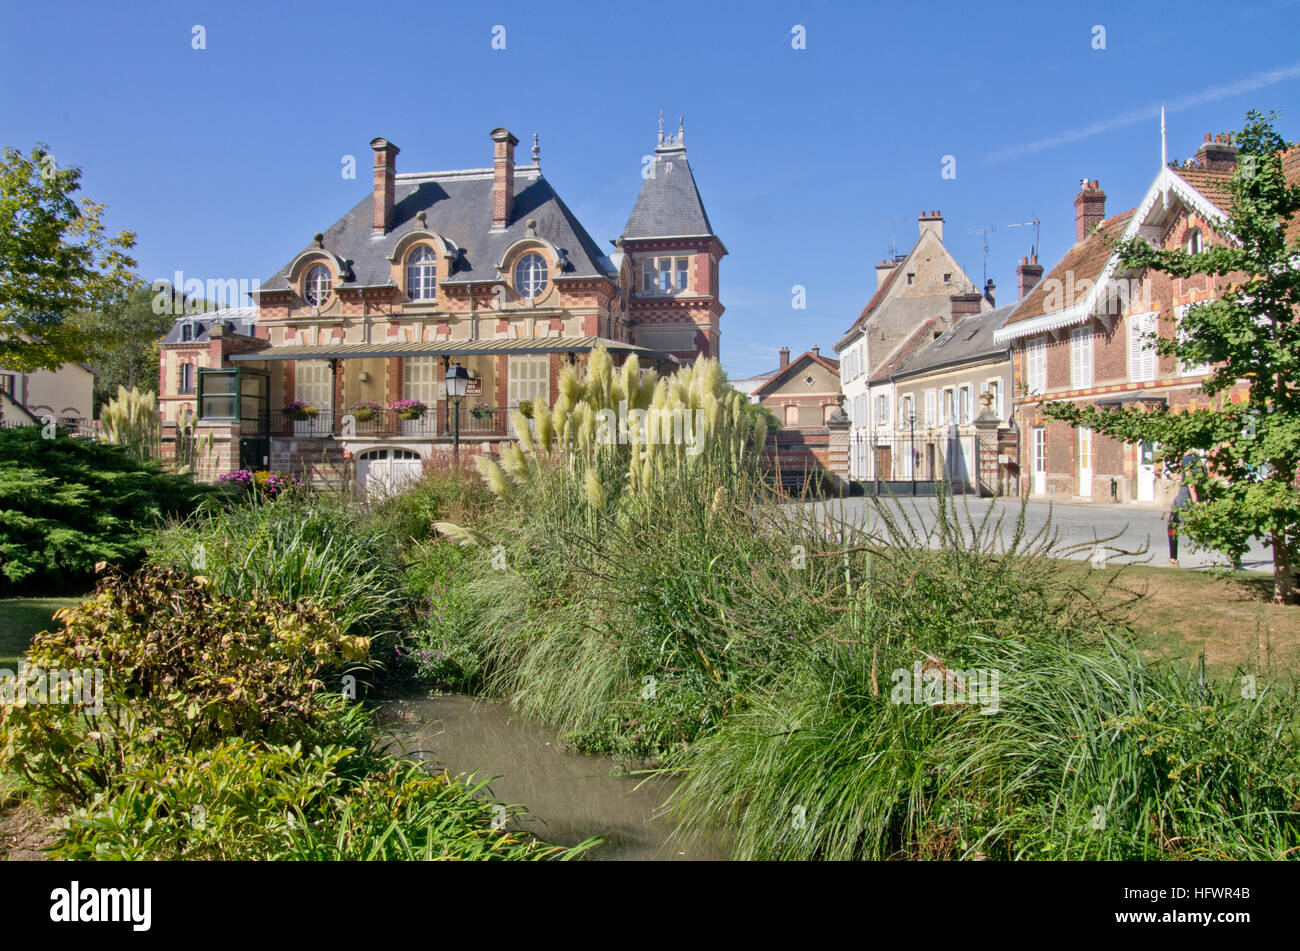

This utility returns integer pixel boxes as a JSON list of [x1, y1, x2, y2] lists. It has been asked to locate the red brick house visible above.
[[994, 134, 1278, 504], [170, 121, 724, 487]]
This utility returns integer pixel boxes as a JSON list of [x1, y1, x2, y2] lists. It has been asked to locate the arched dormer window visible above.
[[304, 264, 333, 307], [514, 252, 548, 299], [406, 245, 438, 301]]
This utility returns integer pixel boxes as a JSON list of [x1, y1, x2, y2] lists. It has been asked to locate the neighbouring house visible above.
[[0, 348, 96, 435], [882, 300, 1016, 495], [158, 306, 259, 427], [752, 345, 848, 491], [165, 120, 725, 490], [993, 134, 1289, 504], [836, 211, 989, 481]]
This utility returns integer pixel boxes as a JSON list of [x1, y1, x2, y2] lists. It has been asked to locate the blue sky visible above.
[[2, 0, 1298, 379]]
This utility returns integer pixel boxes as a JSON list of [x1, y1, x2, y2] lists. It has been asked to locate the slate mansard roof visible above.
[[161, 306, 258, 344], [620, 143, 719, 242], [259, 166, 617, 294]]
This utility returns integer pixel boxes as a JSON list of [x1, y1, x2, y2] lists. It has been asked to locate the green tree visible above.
[[72, 284, 174, 414], [1043, 111, 1300, 602], [0, 143, 137, 372]]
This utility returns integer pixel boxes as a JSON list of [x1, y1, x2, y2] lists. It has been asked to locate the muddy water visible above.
[[377, 692, 729, 861]]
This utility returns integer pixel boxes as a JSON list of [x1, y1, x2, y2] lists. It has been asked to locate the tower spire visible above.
[[657, 110, 664, 147], [532, 132, 540, 168]]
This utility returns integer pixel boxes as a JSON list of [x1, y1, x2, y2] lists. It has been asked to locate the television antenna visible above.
[[887, 217, 904, 260], [1006, 216, 1041, 259], [969, 225, 996, 287]]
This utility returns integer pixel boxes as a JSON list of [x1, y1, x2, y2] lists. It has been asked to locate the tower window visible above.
[[640, 256, 692, 295]]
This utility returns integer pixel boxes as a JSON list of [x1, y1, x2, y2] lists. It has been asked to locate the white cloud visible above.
[[987, 62, 1300, 163]]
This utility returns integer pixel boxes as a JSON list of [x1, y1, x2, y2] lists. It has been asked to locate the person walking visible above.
[[1167, 452, 1200, 567]]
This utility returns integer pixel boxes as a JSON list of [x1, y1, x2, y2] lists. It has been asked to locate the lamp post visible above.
[[445, 362, 469, 460], [908, 412, 917, 495]]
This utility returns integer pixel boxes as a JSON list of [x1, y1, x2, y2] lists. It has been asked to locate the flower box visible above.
[[389, 399, 427, 421]]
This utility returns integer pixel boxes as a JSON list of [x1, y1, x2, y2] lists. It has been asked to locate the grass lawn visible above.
[[1071, 562, 1300, 680], [0, 597, 82, 670]]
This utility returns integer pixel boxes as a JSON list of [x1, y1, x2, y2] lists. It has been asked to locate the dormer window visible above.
[[406, 245, 437, 301], [514, 252, 548, 299], [304, 265, 332, 307], [1186, 227, 1202, 255], [180, 321, 195, 342]]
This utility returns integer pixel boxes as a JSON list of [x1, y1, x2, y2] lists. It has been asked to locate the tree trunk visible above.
[[1271, 530, 1296, 604]]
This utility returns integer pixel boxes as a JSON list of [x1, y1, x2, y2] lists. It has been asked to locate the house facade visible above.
[[835, 211, 989, 480], [171, 121, 724, 487], [752, 346, 849, 490], [0, 355, 95, 435], [993, 135, 1270, 504], [884, 301, 1016, 494]]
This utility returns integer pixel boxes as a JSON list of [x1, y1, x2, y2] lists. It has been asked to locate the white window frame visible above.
[[514, 253, 549, 299], [1129, 311, 1158, 383], [1070, 326, 1093, 389], [405, 245, 438, 301], [1176, 304, 1211, 377], [1026, 337, 1047, 395]]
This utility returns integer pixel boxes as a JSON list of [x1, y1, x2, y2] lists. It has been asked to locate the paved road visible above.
[[803, 495, 1273, 572]]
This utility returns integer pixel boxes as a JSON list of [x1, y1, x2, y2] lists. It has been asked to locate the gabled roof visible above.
[[620, 143, 717, 241], [260, 166, 615, 294], [753, 350, 840, 398], [996, 210, 1135, 337], [893, 305, 1013, 380], [868, 318, 941, 385]]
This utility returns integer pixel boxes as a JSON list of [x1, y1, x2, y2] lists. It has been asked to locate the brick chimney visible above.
[[950, 291, 983, 320], [1016, 255, 1044, 300], [491, 128, 519, 229], [919, 209, 943, 242], [1195, 133, 1239, 172], [370, 137, 400, 235], [779, 346, 790, 368], [1074, 179, 1106, 243], [811, 345, 820, 359]]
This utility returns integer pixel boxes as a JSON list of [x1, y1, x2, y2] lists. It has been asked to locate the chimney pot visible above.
[[811, 345, 820, 357], [370, 137, 400, 235]]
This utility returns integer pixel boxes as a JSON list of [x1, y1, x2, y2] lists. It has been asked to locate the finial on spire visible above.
[[657, 110, 664, 146], [678, 115, 685, 145], [532, 132, 540, 167]]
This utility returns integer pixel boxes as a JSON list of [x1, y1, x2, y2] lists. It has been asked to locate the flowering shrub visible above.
[[218, 468, 255, 488], [389, 399, 426, 420], [470, 401, 494, 420], [347, 401, 382, 422], [219, 469, 305, 498]]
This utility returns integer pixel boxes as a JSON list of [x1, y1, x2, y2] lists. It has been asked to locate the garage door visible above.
[[356, 448, 423, 497]]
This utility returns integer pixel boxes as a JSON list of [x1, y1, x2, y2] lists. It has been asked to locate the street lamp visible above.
[[445, 362, 470, 460], [908, 412, 917, 495]]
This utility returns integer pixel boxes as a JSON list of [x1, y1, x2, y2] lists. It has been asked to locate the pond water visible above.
[[377, 691, 729, 861]]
